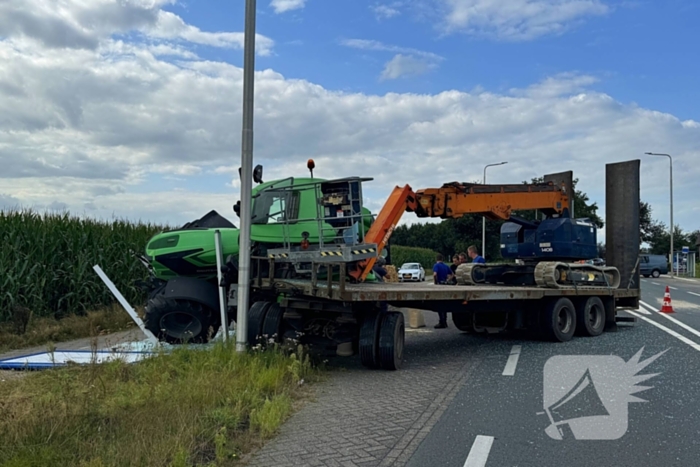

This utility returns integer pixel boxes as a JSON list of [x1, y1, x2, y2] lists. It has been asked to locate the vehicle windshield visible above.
[[401, 263, 420, 270], [251, 190, 300, 225]]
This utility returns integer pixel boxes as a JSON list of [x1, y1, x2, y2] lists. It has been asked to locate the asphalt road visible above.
[[406, 277, 700, 467]]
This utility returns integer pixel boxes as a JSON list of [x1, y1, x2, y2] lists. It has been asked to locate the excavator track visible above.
[[534, 262, 621, 289], [455, 263, 477, 285], [454, 262, 620, 289]]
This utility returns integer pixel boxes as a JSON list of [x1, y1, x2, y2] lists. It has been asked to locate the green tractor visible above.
[[135, 164, 381, 344]]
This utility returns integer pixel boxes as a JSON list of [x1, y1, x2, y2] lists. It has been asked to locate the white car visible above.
[[398, 262, 425, 282]]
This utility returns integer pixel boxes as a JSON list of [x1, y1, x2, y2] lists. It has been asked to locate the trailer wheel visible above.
[[378, 312, 405, 370], [144, 296, 214, 344], [248, 301, 272, 346], [359, 310, 382, 369], [262, 303, 286, 344], [452, 312, 475, 333], [575, 296, 605, 337], [542, 297, 576, 342]]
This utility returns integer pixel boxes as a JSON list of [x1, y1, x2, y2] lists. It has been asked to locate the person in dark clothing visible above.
[[373, 257, 388, 282], [433, 254, 452, 328], [449, 254, 461, 285], [373, 257, 389, 313]]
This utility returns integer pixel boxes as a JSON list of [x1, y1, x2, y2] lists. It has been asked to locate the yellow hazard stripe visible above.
[[351, 248, 376, 254]]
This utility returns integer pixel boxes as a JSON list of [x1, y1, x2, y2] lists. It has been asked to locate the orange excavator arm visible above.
[[352, 179, 570, 282]]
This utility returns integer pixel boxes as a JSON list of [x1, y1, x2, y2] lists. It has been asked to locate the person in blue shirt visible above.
[[433, 254, 453, 328], [468, 245, 486, 264]]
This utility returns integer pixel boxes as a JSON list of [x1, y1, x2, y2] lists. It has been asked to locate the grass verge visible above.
[[0, 341, 318, 466], [0, 305, 136, 354]]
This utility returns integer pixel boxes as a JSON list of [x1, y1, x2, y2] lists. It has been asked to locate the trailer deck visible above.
[[265, 278, 640, 303]]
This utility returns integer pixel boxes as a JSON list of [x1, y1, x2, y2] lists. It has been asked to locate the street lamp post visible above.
[[236, 0, 257, 351], [645, 152, 673, 278], [482, 162, 508, 260]]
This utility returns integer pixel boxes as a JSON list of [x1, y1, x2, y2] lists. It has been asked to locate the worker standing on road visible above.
[[433, 254, 452, 328], [468, 245, 486, 264]]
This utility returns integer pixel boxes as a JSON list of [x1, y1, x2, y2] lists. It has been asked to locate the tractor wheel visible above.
[[262, 303, 286, 344], [144, 295, 214, 344], [452, 312, 476, 333], [359, 309, 382, 369], [541, 297, 576, 342], [575, 296, 605, 337], [378, 312, 405, 370], [247, 301, 272, 347]]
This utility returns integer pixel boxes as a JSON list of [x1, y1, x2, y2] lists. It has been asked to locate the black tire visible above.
[[378, 312, 405, 370], [248, 301, 272, 346], [359, 310, 382, 369], [575, 296, 605, 337], [452, 312, 476, 333], [652, 269, 660, 278], [262, 303, 286, 344], [541, 297, 576, 342], [144, 295, 214, 344]]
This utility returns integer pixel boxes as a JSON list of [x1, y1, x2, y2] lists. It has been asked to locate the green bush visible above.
[[390, 245, 441, 271], [0, 209, 168, 323]]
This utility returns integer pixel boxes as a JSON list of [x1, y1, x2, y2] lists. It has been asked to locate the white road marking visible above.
[[640, 301, 700, 340], [651, 282, 661, 285], [676, 277, 699, 283], [669, 286, 679, 290], [463, 435, 495, 467], [629, 307, 651, 315], [502, 345, 522, 376], [626, 310, 700, 352], [689, 292, 700, 298]]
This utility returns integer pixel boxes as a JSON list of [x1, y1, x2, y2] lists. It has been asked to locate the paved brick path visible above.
[[245, 310, 484, 467]]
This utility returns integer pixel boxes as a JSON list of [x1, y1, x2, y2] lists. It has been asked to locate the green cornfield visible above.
[[0, 209, 169, 323]]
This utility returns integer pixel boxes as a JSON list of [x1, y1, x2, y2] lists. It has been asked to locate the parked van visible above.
[[639, 254, 668, 278]]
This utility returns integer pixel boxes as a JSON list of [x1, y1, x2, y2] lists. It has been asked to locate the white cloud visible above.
[[0, 9, 698, 233], [371, 3, 403, 19], [270, 0, 307, 14], [433, 0, 610, 40], [341, 39, 444, 80], [0, 0, 274, 55], [380, 54, 437, 80], [341, 38, 443, 61]]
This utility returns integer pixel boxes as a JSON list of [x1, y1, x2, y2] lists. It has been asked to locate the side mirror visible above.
[[233, 201, 241, 217], [253, 164, 264, 184]]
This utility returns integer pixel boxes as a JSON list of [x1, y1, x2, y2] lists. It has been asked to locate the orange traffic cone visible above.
[[660, 286, 674, 313]]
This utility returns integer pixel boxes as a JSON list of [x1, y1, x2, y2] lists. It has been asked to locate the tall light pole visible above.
[[645, 152, 673, 278], [236, 0, 257, 351], [482, 161, 508, 260]]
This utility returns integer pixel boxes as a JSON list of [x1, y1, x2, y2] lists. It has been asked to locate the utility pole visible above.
[[237, 0, 257, 351], [482, 162, 508, 259], [645, 152, 673, 278]]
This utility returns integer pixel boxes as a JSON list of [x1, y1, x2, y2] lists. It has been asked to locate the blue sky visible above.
[[0, 0, 698, 240], [170, 0, 699, 120]]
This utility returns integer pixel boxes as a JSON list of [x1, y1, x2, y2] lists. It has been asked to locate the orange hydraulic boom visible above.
[[352, 180, 570, 282]]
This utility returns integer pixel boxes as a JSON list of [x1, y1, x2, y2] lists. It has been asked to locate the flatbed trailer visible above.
[[242, 160, 642, 370]]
